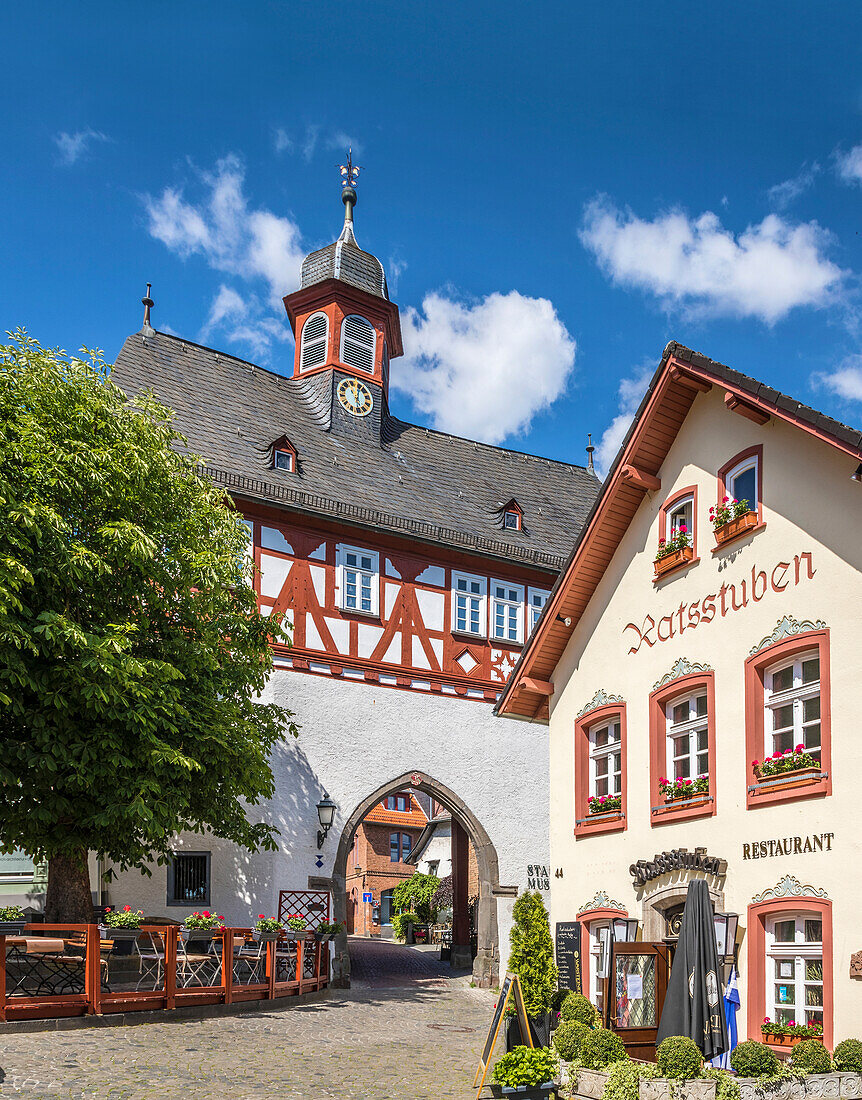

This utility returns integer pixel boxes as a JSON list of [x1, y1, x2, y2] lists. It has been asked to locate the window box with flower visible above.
[[182, 910, 225, 947], [100, 905, 144, 955], [252, 914, 284, 943], [658, 774, 710, 806], [284, 914, 314, 941], [587, 793, 623, 819], [761, 1016, 823, 1047], [752, 746, 821, 793], [710, 496, 758, 547], [654, 526, 694, 579]]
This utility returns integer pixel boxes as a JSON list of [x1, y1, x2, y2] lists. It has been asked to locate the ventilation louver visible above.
[[341, 315, 376, 372], [300, 312, 329, 371]]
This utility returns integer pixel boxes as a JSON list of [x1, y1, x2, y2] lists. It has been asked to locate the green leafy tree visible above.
[[392, 872, 441, 923], [0, 333, 297, 922], [508, 890, 558, 1017]]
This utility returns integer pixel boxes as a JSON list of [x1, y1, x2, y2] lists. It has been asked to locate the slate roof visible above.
[[111, 330, 599, 571]]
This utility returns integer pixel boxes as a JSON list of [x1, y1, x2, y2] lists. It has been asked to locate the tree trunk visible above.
[[45, 850, 93, 923]]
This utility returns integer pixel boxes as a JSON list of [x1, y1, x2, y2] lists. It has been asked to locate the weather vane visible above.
[[338, 147, 362, 189]]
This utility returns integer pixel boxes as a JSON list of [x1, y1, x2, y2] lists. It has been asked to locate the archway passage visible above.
[[331, 771, 501, 989]]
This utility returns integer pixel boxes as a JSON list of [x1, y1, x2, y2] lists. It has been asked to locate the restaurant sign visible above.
[[624, 552, 816, 655], [0, 850, 35, 880], [743, 833, 834, 860], [630, 847, 727, 887]]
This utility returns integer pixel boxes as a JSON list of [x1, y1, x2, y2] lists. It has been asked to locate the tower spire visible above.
[[338, 148, 362, 244], [141, 282, 155, 336], [586, 433, 596, 474]]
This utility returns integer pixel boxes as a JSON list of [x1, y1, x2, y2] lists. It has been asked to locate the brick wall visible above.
[[346, 821, 425, 935]]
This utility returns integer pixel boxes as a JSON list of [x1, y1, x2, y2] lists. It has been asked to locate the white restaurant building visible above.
[[497, 342, 862, 1050]]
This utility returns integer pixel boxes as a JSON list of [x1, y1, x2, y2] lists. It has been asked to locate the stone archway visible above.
[[330, 770, 501, 989]]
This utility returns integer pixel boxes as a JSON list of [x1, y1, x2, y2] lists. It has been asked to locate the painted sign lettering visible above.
[[630, 847, 727, 887], [742, 833, 834, 860], [624, 553, 816, 655]]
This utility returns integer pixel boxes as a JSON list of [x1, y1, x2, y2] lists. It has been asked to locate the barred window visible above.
[[167, 852, 210, 906]]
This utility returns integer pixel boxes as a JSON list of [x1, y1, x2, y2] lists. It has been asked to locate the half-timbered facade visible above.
[[106, 179, 599, 985]]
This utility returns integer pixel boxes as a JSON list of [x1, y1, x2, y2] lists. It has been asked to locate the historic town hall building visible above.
[[106, 177, 599, 984]]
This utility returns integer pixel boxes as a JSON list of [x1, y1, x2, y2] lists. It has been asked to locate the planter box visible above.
[[0, 920, 27, 935], [588, 806, 623, 820], [839, 1075, 862, 1099], [500, 1082, 557, 1100], [654, 545, 694, 579], [576, 1068, 611, 1099], [804, 1076, 842, 1099], [284, 930, 314, 942], [313, 932, 332, 942], [181, 929, 215, 947], [713, 510, 758, 547], [663, 789, 710, 804], [737, 1079, 805, 1100], [753, 766, 822, 794], [252, 930, 282, 943], [99, 925, 141, 955], [640, 1080, 716, 1100]]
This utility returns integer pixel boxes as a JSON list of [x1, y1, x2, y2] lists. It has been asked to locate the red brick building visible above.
[[346, 790, 428, 935]]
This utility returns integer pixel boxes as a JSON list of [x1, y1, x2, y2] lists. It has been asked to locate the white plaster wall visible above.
[[544, 386, 862, 1040], [107, 671, 549, 972], [415, 826, 453, 877]]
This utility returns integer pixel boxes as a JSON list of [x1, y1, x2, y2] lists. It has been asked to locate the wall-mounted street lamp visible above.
[[611, 916, 640, 943], [316, 792, 337, 849], [713, 911, 739, 958]]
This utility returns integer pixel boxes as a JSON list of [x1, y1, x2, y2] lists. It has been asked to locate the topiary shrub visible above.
[[508, 892, 558, 1017], [580, 1027, 627, 1069], [551, 987, 573, 1013], [553, 1020, 591, 1062], [791, 1039, 832, 1075], [730, 1040, 780, 1078], [834, 1039, 862, 1073], [657, 1035, 704, 1079], [492, 1045, 559, 1088], [560, 992, 597, 1027]]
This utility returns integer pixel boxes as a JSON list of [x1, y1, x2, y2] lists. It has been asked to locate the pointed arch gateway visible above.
[[330, 770, 502, 988]]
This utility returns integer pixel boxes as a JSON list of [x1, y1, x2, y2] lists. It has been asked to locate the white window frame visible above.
[[451, 571, 487, 637], [726, 454, 759, 511], [490, 579, 525, 644], [340, 314, 376, 373], [527, 587, 550, 634], [299, 311, 329, 372], [273, 448, 293, 472], [765, 911, 824, 1027], [666, 494, 694, 542], [504, 509, 521, 531], [336, 544, 380, 616], [665, 690, 709, 782], [588, 718, 622, 800], [764, 650, 821, 760], [588, 920, 611, 1012]]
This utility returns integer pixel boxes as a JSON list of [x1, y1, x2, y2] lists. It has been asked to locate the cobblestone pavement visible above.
[[0, 938, 498, 1100]]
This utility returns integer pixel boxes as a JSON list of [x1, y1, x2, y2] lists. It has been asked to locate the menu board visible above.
[[555, 920, 583, 993]]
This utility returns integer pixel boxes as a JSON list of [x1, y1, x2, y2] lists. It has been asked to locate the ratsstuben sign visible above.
[[630, 847, 727, 887]]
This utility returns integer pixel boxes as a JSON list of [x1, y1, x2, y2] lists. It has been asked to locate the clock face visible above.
[[337, 377, 373, 417]]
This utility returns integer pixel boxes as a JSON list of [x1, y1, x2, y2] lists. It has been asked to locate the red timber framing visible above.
[[0, 924, 328, 1024], [242, 499, 554, 701], [496, 343, 862, 722]]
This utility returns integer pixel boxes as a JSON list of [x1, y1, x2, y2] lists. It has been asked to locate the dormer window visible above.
[[340, 315, 376, 372], [504, 510, 521, 530], [300, 312, 329, 372], [270, 435, 297, 473]]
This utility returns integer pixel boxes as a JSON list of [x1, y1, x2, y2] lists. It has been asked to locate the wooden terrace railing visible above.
[[0, 924, 330, 1023]]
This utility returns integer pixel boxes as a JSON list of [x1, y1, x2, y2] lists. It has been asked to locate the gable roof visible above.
[[363, 792, 428, 828], [495, 341, 862, 721], [111, 329, 599, 571]]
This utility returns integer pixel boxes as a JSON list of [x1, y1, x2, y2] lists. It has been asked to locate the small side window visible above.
[[167, 851, 211, 906]]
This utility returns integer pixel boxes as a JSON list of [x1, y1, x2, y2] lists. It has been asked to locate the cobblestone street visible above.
[[0, 939, 497, 1100]]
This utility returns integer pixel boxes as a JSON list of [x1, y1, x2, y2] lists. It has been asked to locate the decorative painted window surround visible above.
[[747, 885, 833, 1048], [574, 702, 628, 837], [649, 669, 717, 824], [745, 622, 831, 808], [270, 435, 297, 473], [575, 896, 628, 1007], [655, 485, 699, 582], [715, 445, 766, 551]]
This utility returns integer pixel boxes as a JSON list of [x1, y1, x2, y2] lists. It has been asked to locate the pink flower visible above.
[[795, 744, 804, 753], [752, 760, 759, 767], [203, 910, 211, 918], [723, 496, 729, 503], [772, 752, 782, 759], [684, 778, 692, 785], [763, 1016, 771, 1024], [679, 524, 688, 532]]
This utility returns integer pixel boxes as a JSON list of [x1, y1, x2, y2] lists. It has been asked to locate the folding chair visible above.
[[135, 929, 166, 991], [177, 931, 221, 988]]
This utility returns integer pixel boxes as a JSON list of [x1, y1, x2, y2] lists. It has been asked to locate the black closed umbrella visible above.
[[656, 880, 729, 1061]]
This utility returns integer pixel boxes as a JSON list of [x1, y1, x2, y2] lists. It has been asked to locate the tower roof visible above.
[[300, 185, 389, 300]]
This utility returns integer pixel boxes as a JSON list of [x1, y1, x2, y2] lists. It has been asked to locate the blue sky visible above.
[[3, 1, 862, 471]]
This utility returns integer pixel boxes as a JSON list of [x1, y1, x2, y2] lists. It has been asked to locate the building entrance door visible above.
[[608, 942, 671, 1060]]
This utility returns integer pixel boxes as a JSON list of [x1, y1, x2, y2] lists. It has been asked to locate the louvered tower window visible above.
[[340, 314, 376, 372], [300, 312, 329, 371]]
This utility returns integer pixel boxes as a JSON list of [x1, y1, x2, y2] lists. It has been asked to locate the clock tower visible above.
[[283, 154, 403, 441]]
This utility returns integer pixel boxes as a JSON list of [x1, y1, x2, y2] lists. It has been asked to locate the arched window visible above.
[[300, 312, 329, 371], [340, 314, 376, 372]]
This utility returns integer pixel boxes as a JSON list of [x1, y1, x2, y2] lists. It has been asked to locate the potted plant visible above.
[[314, 921, 342, 943], [508, 892, 558, 1047], [731, 1040, 782, 1093], [658, 774, 710, 805], [760, 1017, 824, 1047], [0, 904, 27, 935], [587, 793, 622, 818], [491, 1045, 559, 1100], [577, 1028, 627, 1098], [100, 905, 144, 955], [710, 496, 757, 547], [182, 910, 224, 946], [753, 747, 821, 791], [640, 1036, 714, 1100], [654, 525, 693, 579], [284, 914, 312, 941], [252, 914, 283, 943], [413, 925, 429, 944]]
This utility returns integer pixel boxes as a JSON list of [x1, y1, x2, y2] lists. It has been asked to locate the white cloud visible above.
[[580, 197, 845, 325], [768, 163, 820, 209], [326, 131, 364, 156], [836, 144, 862, 186], [813, 354, 862, 402], [53, 128, 109, 166], [143, 155, 303, 356], [302, 125, 319, 162], [392, 290, 576, 444], [273, 128, 293, 154], [595, 364, 653, 477]]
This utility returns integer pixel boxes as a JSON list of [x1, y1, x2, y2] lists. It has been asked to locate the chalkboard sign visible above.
[[472, 972, 531, 1093], [555, 921, 583, 994]]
